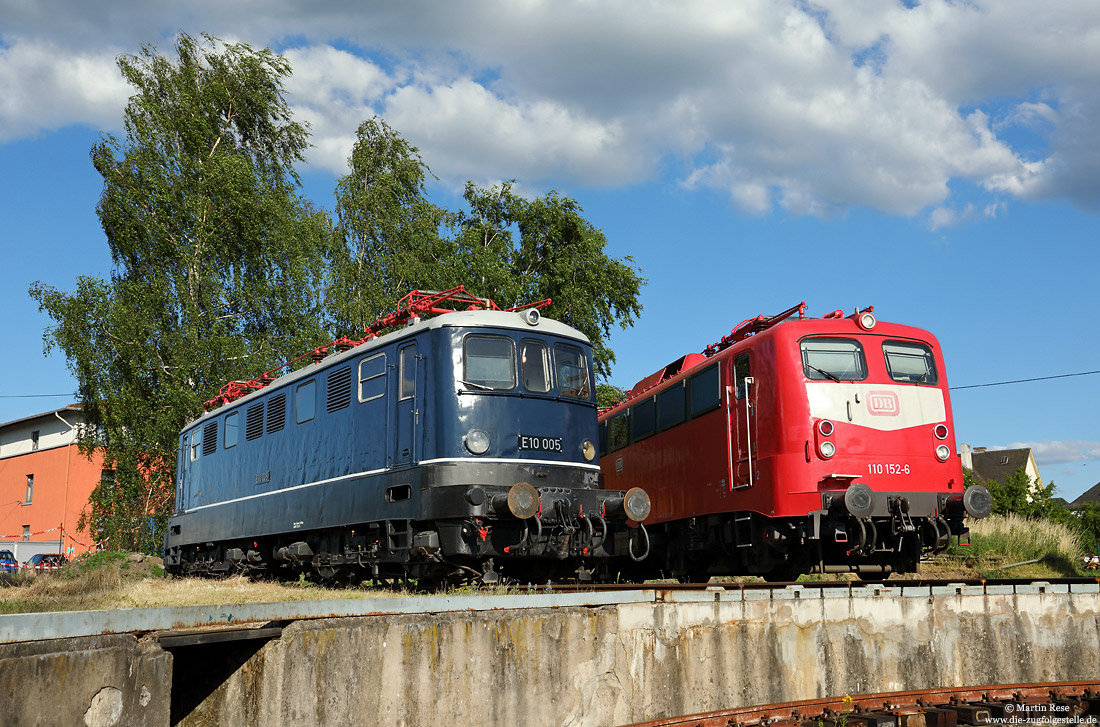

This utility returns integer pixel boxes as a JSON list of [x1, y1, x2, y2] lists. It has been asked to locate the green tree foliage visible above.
[[30, 33, 331, 551], [448, 182, 643, 379], [328, 118, 448, 334], [965, 467, 1060, 519], [330, 123, 644, 377], [596, 383, 628, 409]]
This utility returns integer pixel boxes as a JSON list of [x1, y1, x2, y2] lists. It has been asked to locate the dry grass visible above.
[[928, 514, 1087, 579], [0, 552, 400, 614]]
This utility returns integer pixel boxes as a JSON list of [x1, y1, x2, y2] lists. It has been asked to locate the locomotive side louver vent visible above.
[[245, 403, 264, 441], [267, 394, 286, 434], [202, 420, 218, 456], [327, 367, 352, 412]]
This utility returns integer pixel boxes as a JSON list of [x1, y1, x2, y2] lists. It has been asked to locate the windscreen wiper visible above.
[[459, 380, 494, 391], [807, 365, 841, 383]]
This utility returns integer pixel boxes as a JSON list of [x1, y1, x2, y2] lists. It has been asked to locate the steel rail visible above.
[[623, 680, 1100, 727], [3, 577, 1098, 644]]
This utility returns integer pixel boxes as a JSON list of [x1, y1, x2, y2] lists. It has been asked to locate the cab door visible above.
[[728, 353, 754, 488], [394, 341, 419, 467]]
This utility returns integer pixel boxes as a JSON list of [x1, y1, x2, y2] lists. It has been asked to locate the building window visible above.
[[22, 525, 29, 541], [31, 430, 40, 451], [25, 475, 33, 504]]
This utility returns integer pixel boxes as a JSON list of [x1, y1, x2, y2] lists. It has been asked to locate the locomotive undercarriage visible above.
[[651, 490, 978, 582], [163, 487, 650, 587]]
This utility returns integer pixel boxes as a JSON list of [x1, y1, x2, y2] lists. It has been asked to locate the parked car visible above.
[[0, 549, 17, 573], [23, 553, 67, 572]]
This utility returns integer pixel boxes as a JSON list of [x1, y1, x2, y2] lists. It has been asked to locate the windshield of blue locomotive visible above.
[[446, 327, 598, 466]]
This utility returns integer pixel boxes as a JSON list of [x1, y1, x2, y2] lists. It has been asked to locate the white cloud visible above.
[[0, 39, 129, 141], [997, 441, 1100, 466], [2, 0, 1100, 214]]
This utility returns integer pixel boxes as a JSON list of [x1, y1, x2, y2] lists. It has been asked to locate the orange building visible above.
[[0, 405, 105, 564]]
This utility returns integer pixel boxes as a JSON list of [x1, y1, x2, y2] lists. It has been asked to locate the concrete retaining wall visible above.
[[176, 588, 1100, 727], [0, 634, 170, 727]]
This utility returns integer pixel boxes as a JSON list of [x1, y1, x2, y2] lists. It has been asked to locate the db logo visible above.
[[867, 391, 899, 416]]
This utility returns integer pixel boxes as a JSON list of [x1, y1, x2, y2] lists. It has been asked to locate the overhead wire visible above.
[[950, 370, 1100, 391]]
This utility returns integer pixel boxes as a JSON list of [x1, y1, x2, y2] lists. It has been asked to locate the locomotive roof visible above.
[[607, 313, 940, 413], [186, 309, 590, 428]]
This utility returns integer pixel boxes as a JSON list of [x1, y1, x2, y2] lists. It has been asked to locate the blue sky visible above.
[[1, 1, 1097, 499]]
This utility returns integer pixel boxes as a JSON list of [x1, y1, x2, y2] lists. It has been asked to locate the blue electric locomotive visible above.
[[163, 288, 651, 585]]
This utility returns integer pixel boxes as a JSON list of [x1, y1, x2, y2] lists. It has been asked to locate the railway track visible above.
[[544, 576, 1100, 595], [624, 681, 1100, 727]]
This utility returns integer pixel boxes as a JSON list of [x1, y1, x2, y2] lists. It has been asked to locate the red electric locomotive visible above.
[[600, 303, 992, 581]]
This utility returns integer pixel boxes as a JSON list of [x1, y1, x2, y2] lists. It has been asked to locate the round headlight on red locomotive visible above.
[[819, 441, 836, 458], [933, 424, 949, 440], [935, 444, 951, 461], [818, 420, 834, 437], [858, 312, 877, 330]]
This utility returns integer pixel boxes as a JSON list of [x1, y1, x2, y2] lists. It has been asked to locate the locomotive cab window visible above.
[[883, 341, 938, 384], [733, 354, 750, 399], [520, 339, 551, 393], [554, 344, 591, 399], [800, 338, 867, 381], [296, 381, 316, 424], [463, 335, 516, 390], [358, 353, 387, 402], [189, 429, 201, 461], [689, 365, 721, 417]]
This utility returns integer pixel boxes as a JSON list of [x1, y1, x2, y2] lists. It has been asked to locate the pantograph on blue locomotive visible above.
[[163, 287, 651, 585]]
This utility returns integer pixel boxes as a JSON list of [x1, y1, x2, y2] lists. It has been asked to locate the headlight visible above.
[[507, 482, 539, 519], [935, 444, 951, 461], [858, 312, 876, 330], [623, 487, 652, 522], [465, 429, 490, 455], [582, 440, 596, 461], [820, 441, 836, 458]]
